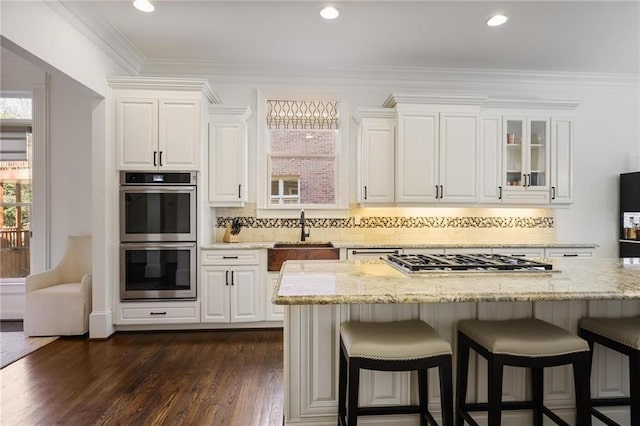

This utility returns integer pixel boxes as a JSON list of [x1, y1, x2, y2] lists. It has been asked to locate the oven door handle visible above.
[[120, 242, 196, 249]]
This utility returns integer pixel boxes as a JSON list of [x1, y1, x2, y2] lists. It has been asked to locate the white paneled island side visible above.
[[274, 258, 640, 426]]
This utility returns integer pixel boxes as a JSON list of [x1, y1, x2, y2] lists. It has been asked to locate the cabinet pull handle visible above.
[[230, 271, 234, 286], [150, 311, 167, 316], [238, 184, 242, 198], [511, 254, 526, 257], [551, 186, 556, 200], [222, 255, 239, 259], [159, 151, 163, 166], [351, 249, 399, 255], [528, 173, 532, 187], [563, 253, 579, 257], [153, 151, 157, 167], [225, 270, 229, 285], [364, 186, 368, 200], [435, 185, 439, 199], [498, 185, 503, 200], [440, 185, 443, 199]]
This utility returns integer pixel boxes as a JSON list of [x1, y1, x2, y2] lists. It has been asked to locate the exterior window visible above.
[[266, 100, 340, 208], [271, 176, 300, 205], [1, 97, 32, 278]]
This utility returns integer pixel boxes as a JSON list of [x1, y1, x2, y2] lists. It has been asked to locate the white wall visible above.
[[48, 73, 94, 265]]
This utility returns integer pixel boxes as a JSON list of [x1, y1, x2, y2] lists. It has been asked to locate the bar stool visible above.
[[579, 316, 640, 426], [338, 319, 454, 426], [456, 318, 592, 426]]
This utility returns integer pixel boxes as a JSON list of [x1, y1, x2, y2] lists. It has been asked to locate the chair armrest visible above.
[[25, 267, 63, 293], [80, 273, 92, 294]]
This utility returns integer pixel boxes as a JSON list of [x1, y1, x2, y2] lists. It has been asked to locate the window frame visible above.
[[256, 89, 349, 218]]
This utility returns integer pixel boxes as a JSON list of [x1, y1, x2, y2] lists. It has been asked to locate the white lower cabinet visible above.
[[284, 300, 636, 425], [201, 265, 263, 323], [266, 272, 284, 321], [545, 247, 594, 258], [492, 247, 545, 258], [116, 301, 200, 325]]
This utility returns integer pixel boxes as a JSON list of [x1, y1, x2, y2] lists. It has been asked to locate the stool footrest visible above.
[[592, 397, 631, 407], [592, 408, 624, 426], [357, 405, 422, 416], [463, 401, 535, 411]]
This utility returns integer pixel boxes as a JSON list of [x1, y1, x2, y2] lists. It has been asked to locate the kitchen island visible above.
[[274, 258, 640, 426]]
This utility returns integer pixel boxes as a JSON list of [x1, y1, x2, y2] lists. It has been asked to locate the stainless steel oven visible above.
[[120, 242, 197, 300], [120, 171, 197, 242], [119, 171, 197, 301]]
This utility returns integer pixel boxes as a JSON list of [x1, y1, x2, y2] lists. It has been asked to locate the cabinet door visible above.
[[439, 113, 478, 202], [158, 99, 200, 170], [503, 117, 526, 189], [116, 98, 158, 170], [230, 265, 263, 322], [201, 267, 231, 323], [208, 122, 246, 205], [527, 118, 550, 191], [550, 118, 573, 204], [266, 272, 285, 321], [360, 118, 395, 204], [396, 112, 438, 202], [479, 116, 503, 202]]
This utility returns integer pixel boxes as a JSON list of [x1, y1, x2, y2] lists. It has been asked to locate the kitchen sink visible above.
[[267, 242, 340, 271]]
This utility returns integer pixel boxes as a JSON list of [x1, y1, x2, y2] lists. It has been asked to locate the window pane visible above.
[[270, 129, 335, 155], [271, 157, 335, 204], [0, 98, 32, 119], [271, 180, 280, 196]]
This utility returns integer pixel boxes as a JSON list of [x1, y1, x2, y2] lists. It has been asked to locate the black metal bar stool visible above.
[[456, 318, 592, 426], [579, 316, 640, 426], [338, 319, 454, 426]]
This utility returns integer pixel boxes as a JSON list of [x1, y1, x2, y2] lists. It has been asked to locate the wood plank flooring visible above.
[[0, 329, 283, 425]]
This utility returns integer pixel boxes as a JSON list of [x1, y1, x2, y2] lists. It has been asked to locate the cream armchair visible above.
[[24, 235, 92, 337]]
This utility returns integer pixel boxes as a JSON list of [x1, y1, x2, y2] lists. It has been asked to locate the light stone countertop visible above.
[[202, 241, 598, 250], [273, 258, 640, 305]]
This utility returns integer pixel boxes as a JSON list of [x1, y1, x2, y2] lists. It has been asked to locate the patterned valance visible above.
[[266, 100, 339, 130]]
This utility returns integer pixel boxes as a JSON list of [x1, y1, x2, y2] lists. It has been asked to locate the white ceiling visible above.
[[60, 0, 639, 77]]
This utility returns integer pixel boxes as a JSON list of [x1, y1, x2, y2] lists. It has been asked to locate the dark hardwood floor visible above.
[[0, 329, 283, 425]]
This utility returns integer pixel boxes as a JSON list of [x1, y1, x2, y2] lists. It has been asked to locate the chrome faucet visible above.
[[300, 209, 310, 242]]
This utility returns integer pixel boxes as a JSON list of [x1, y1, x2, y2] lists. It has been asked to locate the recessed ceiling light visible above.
[[486, 14, 508, 27], [320, 6, 340, 20], [133, 0, 155, 13]]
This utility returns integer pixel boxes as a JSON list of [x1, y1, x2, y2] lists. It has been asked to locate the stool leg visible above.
[[630, 351, 639, 426], [418, 369, 428, 426], [531, 367, 543, 426], [573, 352, 592, 426], [347, 359, 360, 426], [338, 342, 347, 425], [487, 357, 504, 426], [439, 356, 454, 426], [455, 333, 470, 426]]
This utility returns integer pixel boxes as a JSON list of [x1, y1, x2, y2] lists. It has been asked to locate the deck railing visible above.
[[0, 229, 30, 278]]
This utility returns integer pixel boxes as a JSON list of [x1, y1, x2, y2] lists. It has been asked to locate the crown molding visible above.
[[484, 98, 581, 110], [106, 76, 221, 104], [208, 105, 252, 121], [352, 107, 395, 123], [383, 94, 488, 108], [47, 1, 143, 76]]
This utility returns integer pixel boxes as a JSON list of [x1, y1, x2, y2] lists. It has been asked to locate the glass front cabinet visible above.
[[502, 117, 550, 203]]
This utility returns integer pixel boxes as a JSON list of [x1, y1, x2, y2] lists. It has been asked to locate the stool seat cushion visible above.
[[580, 316, 640, 350], [340, 320, 452, 361], [458, 318, 589, 357]]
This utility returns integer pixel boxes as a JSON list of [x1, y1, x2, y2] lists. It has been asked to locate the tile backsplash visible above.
[[212, 205, 555, 245]]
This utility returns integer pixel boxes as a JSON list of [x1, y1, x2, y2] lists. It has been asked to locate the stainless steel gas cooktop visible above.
[[385, 253, 553, 274]]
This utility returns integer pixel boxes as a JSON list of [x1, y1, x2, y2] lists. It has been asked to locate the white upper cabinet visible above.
[[391, 99, 480, 204], [479, 116, 503, 202], [110, 77, 219, 171], [208, 106, 251, 206], [550, 117, 574, 204], [355, 108, 395, 205]]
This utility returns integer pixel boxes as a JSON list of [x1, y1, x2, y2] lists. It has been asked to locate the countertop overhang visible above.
[[273, 258, 640, 305], [203, 242, 598, 250]]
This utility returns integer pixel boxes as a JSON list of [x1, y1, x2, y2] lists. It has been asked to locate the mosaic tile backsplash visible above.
[[215, 216, 554, 229]]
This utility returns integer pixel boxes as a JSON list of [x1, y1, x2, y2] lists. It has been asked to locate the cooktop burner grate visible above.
[[386, 253, 553, 272]]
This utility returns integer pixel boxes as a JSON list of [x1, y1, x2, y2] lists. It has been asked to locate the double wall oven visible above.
[[119, 171, 197, 300]]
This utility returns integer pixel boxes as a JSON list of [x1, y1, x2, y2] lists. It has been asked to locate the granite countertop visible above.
[[202, 241, 598, 250], [273, 258, 640, 305]]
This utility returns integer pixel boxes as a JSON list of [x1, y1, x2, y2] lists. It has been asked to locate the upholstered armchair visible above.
[[24, 235, 92, 336]]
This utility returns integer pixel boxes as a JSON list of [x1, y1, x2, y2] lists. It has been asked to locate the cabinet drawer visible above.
[[202, 249, 260, 265], [118, 302, 199, 324], [545, 248, 594, 258], [492, 248, 545, 258]]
